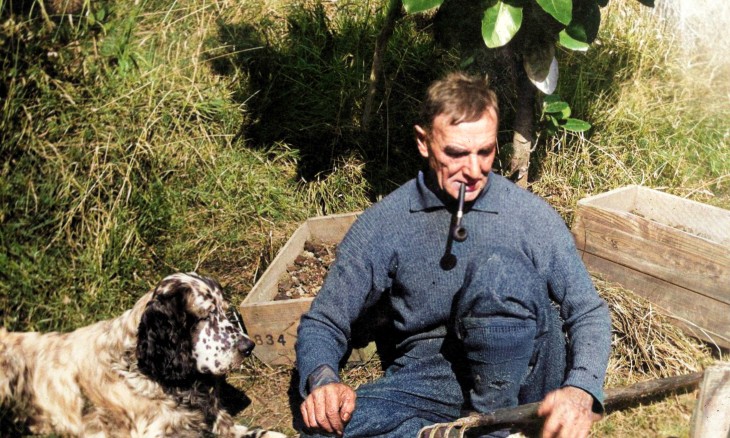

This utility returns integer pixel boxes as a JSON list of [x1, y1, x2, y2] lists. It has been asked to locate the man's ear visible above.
[[415, 125, 430, 159]]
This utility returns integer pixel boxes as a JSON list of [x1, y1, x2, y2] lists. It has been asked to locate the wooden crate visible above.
[[572, 185, 730, 349], [239, 212, 375, 366]]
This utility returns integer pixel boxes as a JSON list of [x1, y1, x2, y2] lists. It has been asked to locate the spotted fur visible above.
[[0, 272, 287, 438]]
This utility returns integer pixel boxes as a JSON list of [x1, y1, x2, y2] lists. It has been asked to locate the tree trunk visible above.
[[509, 60, 536, 188], [361, 0, 403, 131]]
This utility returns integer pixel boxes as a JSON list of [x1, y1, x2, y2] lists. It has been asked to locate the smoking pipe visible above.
[[452, 182, 468, 242], [440, 182, 468, 270]]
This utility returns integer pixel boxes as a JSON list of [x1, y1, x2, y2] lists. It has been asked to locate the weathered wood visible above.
[[239, 212, 367, 366], [633, 188, 730, 245], [244, 221, 312, 305], [241, 299, 313, 366], [572, 185, 730, 350], [418, 372, 705, 438], [304, 212, 360, 244], [581, 253, 730, 349], [604, 371, 704, 411], [574, 204, 730, 302], [574, 203, 729, 300], [690, 362, 730, 438]]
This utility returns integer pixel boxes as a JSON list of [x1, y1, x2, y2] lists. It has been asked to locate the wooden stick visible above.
[[418, 372, 704, 438]]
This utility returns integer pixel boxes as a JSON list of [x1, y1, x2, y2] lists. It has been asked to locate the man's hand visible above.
[[300, 382, 357, 436], [537, 386, 602, 438]]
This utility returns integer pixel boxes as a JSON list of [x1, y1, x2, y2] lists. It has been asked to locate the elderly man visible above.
[[295, 72, 611, 438]]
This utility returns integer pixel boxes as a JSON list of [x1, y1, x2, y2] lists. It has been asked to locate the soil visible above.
[[274, 241, 337, 300]]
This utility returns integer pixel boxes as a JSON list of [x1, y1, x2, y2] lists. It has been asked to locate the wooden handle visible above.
[[418, 372, 705, 438]]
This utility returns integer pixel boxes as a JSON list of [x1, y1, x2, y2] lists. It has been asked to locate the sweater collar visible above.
[[410, 170, 500, 213]]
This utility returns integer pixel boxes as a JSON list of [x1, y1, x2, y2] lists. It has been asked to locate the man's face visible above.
[[415, 108, 498, 202]]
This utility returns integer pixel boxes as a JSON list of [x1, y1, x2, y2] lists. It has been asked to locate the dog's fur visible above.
[[0, 272, 286, 438]]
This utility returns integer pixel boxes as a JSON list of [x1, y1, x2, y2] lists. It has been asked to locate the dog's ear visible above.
[[136, 287, 196, 384]]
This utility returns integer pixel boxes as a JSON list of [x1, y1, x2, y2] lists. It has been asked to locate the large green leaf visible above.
[[403, 0, 444, 14], [562, 118, 592, 132], [597, 0, 609, 6], [536, 0, 572, 25], [559, 29, 590, 51], [543, 100, 570, 116], [565, 0, 601, 44], [481, 1, 524, 48]]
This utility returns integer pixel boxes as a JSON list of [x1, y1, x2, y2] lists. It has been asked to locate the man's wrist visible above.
[[563, 385, 603, 414], [307, 364, 340, 393]]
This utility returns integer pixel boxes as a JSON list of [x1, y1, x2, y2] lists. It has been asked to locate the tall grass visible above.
[[1, 0, 325, 331], [532, 1, 730, 222]]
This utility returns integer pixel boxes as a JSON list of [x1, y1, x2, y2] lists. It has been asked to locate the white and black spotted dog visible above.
[[0, 272, 287, 438]]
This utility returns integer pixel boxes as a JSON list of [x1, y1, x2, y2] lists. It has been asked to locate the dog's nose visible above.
[[237, 336, 255, 356]]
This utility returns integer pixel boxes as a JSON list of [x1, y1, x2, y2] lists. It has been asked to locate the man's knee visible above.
[[457, 315, 536, 411]]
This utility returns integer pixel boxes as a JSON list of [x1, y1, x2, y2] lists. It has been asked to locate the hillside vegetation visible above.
[[1, 0, 728, 435]]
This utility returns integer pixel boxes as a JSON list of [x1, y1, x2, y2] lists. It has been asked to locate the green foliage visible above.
[[403, 0, 443, 14], [536, 0, 572, 26], [558, 29, 589, 51], [481, 1, 523, 49], [564, 0, 601, 45], [540, 94, 591, 134]]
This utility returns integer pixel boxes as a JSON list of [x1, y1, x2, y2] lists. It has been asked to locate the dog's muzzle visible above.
[[229, 309, 255, 356]]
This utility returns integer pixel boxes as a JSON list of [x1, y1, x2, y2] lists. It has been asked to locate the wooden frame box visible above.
[[572, 185, 730, 349], [239, 212, 375, 366]]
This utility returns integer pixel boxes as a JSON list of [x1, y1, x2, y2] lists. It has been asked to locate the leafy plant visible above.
[[541, 94, 591, 135], [400, 0, 653, 186]]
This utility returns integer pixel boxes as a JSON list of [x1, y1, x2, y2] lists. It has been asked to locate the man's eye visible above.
[[447, 150, 468, 158]]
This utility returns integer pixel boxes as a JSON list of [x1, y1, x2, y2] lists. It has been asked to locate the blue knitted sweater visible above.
[[295, 171, 611, 405]]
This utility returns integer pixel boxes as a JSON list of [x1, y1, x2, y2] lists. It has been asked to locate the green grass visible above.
[[533, 1, 730, 222]]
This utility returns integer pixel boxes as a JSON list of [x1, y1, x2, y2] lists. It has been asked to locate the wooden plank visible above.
[[580, 252, 730, 349], [241, 298, 313, 366], [243, 222, 312, 304], [576, 185, 639, 211], [690, 362, 730, 438], [575, 205, 730, 304], [306, 212, 360, 244]]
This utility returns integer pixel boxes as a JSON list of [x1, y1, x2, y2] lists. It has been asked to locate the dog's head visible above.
[[136, 273, 255, 385]]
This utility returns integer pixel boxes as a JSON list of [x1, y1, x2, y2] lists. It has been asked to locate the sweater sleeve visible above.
[[535, 206, 612, 409], [295, 210, 392, 397]]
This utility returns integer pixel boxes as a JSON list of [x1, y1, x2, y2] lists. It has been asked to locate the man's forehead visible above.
[[432, 107, 497, 127]]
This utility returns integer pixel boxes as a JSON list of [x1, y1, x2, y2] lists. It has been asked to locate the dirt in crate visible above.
[[274, 241, 337, 300]]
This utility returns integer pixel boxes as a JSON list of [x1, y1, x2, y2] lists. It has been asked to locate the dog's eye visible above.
[[228, 309, 247, 333]]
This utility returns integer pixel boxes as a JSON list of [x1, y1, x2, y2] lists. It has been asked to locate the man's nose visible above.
[[463, 154, 481, 178]]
